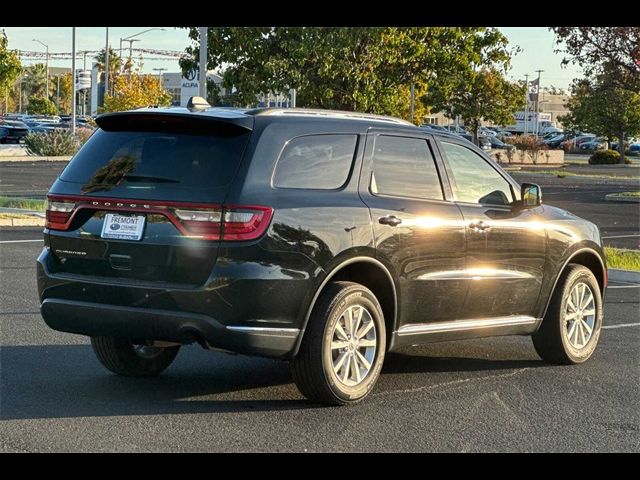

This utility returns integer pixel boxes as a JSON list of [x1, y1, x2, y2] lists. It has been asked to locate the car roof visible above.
[[97, 106, 423, 131]]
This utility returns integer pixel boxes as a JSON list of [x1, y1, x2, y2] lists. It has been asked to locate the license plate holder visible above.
[[101, 213, 146, 241]]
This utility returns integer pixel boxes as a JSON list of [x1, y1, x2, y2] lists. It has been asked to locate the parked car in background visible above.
[[37, 101, 607, 405], [459, 133, 492, 151], [579, 138, 607, 151], [0, 118, 30, 144], [487, 135, 516, 151], [543, 133, 567, 149], [419, 124, 449, 132]]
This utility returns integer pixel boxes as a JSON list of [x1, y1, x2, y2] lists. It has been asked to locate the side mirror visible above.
[[521, 183, 542, 208]]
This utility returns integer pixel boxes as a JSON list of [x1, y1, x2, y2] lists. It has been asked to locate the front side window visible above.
[[273, 134, 357, 189], [370, 135, 443, 200], [440, 141, 514, 205]]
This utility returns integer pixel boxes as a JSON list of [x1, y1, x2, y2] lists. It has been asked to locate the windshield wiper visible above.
[[122, 174, 180, 184]]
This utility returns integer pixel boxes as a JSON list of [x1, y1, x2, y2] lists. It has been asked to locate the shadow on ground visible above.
[[0, 342, 546, 420]]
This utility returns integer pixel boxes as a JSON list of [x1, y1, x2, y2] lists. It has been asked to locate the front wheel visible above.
[[90, 336, 181, 377], [532, 264, 603, 364], [291, 281, 386, 405]]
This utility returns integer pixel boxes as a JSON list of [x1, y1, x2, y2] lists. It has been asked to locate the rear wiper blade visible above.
[[122, 174, 180, 183]]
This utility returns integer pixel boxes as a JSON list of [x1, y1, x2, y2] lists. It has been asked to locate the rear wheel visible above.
[[90, 336, 180, 377], [291, 281, 386, 405], [532, 264, 603, 364]]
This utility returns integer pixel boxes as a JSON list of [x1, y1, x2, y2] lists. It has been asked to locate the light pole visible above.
[[71, 27, 76, 135], [104, 27, 109, 100], [199, 27, 207, 99], [120, 28, 167, 74], [524, 74, 529, 136], [32, 39, 49, 98], [534, 69, 544, 136], [153, 67, 167, 82]]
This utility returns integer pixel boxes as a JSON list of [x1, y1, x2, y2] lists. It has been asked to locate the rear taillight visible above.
[[44, 195, 273, 241], [45, 198, 76, 230], [173, 206, 273, 241]]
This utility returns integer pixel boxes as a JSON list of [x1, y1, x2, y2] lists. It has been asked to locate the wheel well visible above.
[[331, 261, 396, 340], [566, 251, 606, 294]]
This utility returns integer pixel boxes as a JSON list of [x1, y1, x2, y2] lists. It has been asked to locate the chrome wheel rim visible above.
[[330, 304, 377, 387], [565, 282, 596, 349], [133, 343, 164, 359]]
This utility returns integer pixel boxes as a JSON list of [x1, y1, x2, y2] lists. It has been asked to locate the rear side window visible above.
[[370, 135, 443, 200], [273, 134, 357, 189], [60, 126, 251, 193]]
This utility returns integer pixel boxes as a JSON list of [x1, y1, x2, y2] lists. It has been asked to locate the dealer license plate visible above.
[[100, 213, 146, 241]]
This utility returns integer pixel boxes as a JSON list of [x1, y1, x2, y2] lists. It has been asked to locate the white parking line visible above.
[[602, 234, 640, 239], [603, 323, 640, 329], [607, 285, 640, 289], [0, 239, 43, 244]]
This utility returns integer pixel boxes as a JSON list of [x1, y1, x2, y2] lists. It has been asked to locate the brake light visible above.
[[173, 206, 273, 241], [44, 195, 273, 241], [45, 199, 76, 230]]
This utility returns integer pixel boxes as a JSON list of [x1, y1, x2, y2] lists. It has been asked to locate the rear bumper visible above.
[[40, 298, 299, 359]]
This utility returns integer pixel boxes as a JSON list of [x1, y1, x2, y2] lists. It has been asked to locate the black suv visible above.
[[38, 101, 606, 405]]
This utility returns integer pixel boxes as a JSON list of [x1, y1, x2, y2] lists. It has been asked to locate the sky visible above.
[[1, 26, 584, 90]]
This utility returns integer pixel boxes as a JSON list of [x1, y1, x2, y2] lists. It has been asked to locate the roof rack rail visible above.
[[253, 108, 413, 126]]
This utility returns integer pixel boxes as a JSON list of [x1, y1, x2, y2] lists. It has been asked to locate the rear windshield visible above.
[[60, 126, 251, 193]]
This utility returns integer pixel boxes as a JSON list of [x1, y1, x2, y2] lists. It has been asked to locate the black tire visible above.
[[90, 336, 180, 377], [532, 264, 603, 364], [291, 281, 386, 405]]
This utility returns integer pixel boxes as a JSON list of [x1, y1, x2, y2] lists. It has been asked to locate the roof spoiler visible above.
[[95, 110, 254, 132]]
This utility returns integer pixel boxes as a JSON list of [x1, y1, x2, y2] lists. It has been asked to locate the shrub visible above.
[[75, 127, 95, 146], [27, 97, 57, 116], [24, 129, 81, 156], [588, 150, 632, 164], [505, 135, 548, 152]]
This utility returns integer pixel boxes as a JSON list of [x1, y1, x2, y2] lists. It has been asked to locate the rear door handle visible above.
[[379, 215, 402, 227], [469, 220, 490, 231]]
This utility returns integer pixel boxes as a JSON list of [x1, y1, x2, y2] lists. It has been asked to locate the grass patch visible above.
[[604, 247, 640, 272], [610, 191, 640, 197], [524, 169, 640, 180], [0, 196, 46, 211], [0, 213, 36, 219]]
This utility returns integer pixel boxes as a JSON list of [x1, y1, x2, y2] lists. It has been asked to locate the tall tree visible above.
[[179, 27, 515, 120], [0, 30, 22, 110], [102, 73, 171, 113], [23, 63, 49, 98], [421, 68, 526, 143], [560, 65, 640, 164], [551, 27, 640, 91], [93, 47, 123, 95]]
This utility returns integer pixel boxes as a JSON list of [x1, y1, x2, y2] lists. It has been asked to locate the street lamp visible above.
[[153, 67, 167, 81], [119, 27, 166, 60], [32, 38, 49, 98]]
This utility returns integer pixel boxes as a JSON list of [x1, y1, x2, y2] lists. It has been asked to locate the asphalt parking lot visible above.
[[0, 228, 638, 452]]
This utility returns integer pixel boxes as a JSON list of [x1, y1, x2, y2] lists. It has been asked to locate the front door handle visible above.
[[379, 215, 403, 227], [469, 220, 491, 231]]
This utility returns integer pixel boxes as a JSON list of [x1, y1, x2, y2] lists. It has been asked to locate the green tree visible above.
[[421, 67, 526, 143], [560, 66, 640, 164], [93, 47, 123, 96], [28, 96, 57, 115], [23, 63, 49, 98], [551, 27, 640, 92], [179, 27, 515, 120], [0, 30, 22, 111], [102, 74, 171, 113], [54, 72, 73, 114]]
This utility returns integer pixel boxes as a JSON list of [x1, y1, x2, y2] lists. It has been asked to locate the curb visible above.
[[608, 268, 640, 284], [0, 155, 71, 162], [604, 193, 640, 203], [0, 217, 44, 227]]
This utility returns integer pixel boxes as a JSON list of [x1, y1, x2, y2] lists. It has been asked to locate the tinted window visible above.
[[371, 135, 443, 200], [60, 127, 250, 193], [440, 141, 513, 205], [273, 134, 357, 189]]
